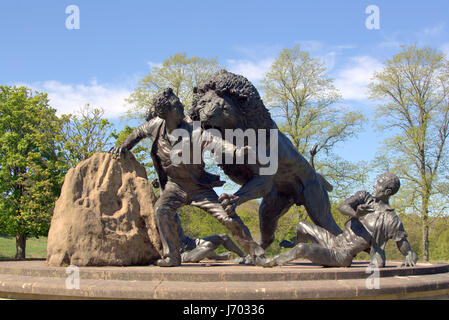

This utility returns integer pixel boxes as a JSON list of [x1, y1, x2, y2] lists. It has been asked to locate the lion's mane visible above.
[[192, 70, 276, 130]]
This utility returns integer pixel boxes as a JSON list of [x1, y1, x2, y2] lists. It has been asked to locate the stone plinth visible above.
[[0, 260, 448, 300]]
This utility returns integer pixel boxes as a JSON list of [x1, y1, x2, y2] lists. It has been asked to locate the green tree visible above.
[[127, 52, 221, 119], [430, 220, 449, 262], [60, 104, 115, 168], [0, 86, 65, 259], [368, 44, 449, 261], [260, 45, 368, 199]]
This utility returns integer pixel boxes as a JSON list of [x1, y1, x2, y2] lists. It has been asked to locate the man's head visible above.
[[152, 88, 184, 122], [372, 173, 400, 201]]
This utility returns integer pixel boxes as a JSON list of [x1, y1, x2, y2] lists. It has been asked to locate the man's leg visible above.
[[266, 222, 352, 267], [266, 243, 353, 267], [207, 252, 232, 260], [154, 182, 187, 267], [279, 221, 335, 249], [295, 221, 337, 248], [182, 234, 245, 263], [190, 188, 266, 265], [181, 245, 216, 263], [203, 233, 246, 258]]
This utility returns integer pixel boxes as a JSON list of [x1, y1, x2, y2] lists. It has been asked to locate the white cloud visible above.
[[28, 80, 132, 119], [147, 61, 163, 69], [226, 44, 284, 83], [421, 22, 445, 37], [226, 58, 275, 83], [296, 40, 325, 52], [231, 44, 282, 61], [379, 23, 446, 49], [321, 51, 337, 72], [297, 41, 356, 72], [333, 56, 383, 101], [226, 42, 355, 83], [378, 36, 401, 49]]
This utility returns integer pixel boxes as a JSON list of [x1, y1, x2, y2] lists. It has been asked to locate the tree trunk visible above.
[[423, 223, 429, 261], [422, 198, 430, 261], [15, 233, 26, 260]]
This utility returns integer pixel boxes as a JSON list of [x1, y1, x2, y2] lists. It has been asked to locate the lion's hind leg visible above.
[[301, 179, 342, 236], [259, 189, 295, 249]]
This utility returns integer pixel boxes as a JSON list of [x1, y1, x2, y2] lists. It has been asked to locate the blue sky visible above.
[[1, 0, 448, 184]]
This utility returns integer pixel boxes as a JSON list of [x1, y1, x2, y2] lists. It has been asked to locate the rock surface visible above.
[[47, 152, 162, 266]]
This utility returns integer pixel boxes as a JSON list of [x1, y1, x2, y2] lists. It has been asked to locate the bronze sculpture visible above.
[[110, 88, 265, 267], [110, 70, 416, 269], [264, 173, 417, 268], [188, 70, 342, 250]]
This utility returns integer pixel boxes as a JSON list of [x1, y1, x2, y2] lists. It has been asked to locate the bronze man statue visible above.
[[265, 173, 417, 268], [110, 88, 265, 267], [151, 178, 246, 263]]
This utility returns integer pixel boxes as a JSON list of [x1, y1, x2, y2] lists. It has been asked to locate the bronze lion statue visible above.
[[188, 70, 342, 249]]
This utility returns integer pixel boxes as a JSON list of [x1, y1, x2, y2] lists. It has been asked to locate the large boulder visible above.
[[47, 152, 162, 266]]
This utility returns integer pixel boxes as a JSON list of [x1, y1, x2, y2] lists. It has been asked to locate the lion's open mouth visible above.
[[198, 110, 220, 131]]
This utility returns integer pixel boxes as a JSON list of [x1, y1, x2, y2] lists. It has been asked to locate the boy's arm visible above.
[[110, 119, 160, 158], [200, 129, 254, 164], [338, 191, 372, 219], [396, 238, 417, 267], [337, 202, 357, 218], [390, 216, 417, 267]]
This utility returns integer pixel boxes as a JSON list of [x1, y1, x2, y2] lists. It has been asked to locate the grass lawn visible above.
[[0, 234, 47, 259]]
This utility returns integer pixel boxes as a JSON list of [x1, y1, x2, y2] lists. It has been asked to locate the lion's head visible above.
[[189, 70, 276, 132]]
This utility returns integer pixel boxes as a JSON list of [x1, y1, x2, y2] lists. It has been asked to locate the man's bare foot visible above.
[[156, 257, 181, 267]]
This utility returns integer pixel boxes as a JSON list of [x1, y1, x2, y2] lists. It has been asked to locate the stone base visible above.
[[0, 260, 448, 300]]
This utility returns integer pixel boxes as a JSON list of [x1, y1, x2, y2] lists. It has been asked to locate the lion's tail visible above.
[[316, 172, 333, 192]]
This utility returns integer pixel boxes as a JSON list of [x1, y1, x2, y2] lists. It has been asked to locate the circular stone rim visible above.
[[0, 259, 447, 282]]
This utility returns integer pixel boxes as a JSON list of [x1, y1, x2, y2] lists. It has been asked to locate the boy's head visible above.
[[372, 173, 400, 201], [151, 88, 184, 121]]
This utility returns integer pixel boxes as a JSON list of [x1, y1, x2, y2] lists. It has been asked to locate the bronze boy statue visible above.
[[110, 88, 265, 267]]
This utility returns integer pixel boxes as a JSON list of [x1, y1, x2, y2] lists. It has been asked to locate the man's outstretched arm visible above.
[[369, 246, 386, 268], [110, 119, 160, 158], [396, 238, 417, 267]]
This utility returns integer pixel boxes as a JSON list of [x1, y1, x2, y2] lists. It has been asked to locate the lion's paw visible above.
[[218, 193, 240, 216]]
